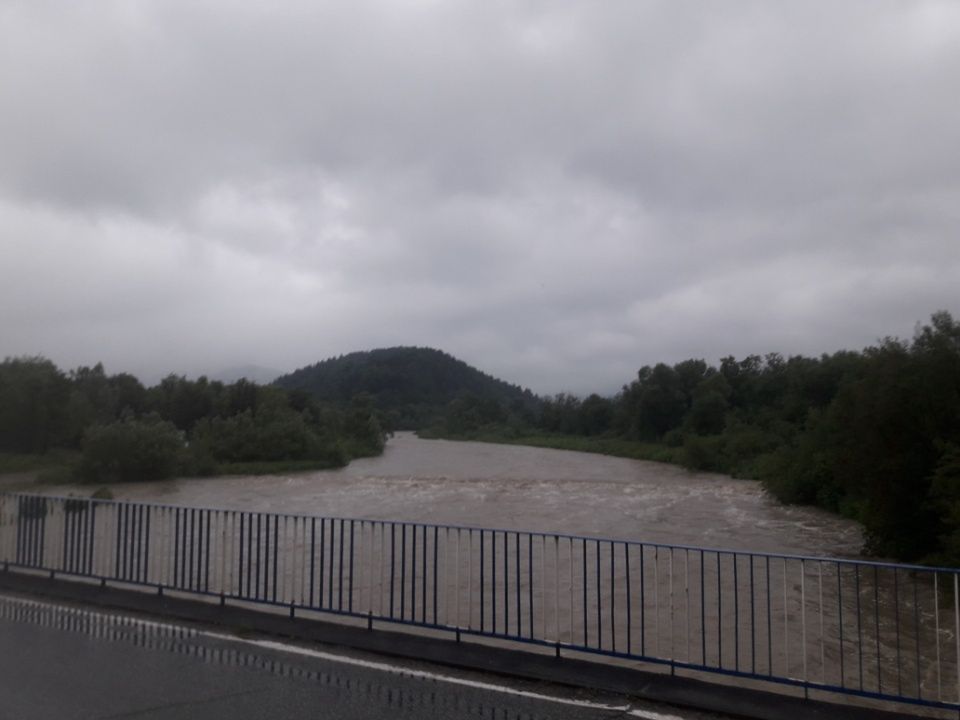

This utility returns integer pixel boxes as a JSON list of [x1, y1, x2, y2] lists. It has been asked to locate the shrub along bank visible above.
[[0, 359, 386, 485]]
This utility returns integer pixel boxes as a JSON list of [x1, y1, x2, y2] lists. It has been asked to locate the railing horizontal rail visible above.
[[1, 491, 957, 712]]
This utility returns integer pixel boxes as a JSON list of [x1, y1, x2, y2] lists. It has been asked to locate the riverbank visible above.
[[0, 451, 353, 491]]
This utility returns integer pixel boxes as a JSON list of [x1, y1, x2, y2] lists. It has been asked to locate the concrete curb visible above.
[[0, 570, 923, 720]]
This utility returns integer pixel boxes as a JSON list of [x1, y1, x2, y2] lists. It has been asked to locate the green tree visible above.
[[0, 356, 71, 453], [79, 415, 184, 483]]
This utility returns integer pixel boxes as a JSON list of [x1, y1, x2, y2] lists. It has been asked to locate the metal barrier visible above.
[[1, 492, 958, 712]]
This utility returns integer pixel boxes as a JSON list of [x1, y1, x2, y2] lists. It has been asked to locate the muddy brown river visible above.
[[44, 432, 863, 558]]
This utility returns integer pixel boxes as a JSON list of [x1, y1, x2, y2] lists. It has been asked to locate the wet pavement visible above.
[[0, 592, 724, 720]]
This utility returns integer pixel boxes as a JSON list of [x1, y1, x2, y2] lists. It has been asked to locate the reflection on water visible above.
[[0, 594, 567, 720], [44, 433, 863, 557]]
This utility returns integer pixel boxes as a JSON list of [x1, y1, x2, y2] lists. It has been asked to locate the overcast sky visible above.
[[1, 1, 958, 394]]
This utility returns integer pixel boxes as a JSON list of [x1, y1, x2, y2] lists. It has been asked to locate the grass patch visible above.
[[0, 449, 80, 487], [0, 450, 76, 474]]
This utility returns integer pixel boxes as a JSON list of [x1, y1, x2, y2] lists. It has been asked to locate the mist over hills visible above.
[[274, 347, 537, 430]]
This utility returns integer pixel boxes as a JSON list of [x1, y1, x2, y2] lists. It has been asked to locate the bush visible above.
[[79, 416, 184, 483]]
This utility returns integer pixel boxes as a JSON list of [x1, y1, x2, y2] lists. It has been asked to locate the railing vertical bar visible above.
[[319, 517, 327, 609], [190, 508, 198, 592], [641, 544, 647, 657], [783, 558, 789, 678], [380, 522, 387, 617], [766, 555, 772, 677], [610, 540, 615, 653], [389, 522, 396, 619], [895, 567, 901, 696], [60, 501, 69, 574], [874, 565, 881, 694], [205, 509, 213, 593], [327, 517, 335, 610], [801, 559, 807, 685], [716, 551, 721, 669], [595, 539, 601, 649], [309, 518, 316, 608], [400, 523, 407, 621], [855, 564, 863, 692], [173, 508, 181, 589], [433, 525, 439, 624], [410, 523, 416, 622], [455, 529, 462, 629], [954, 573, 959, 705], [934, 572, 941, 702], [237, 513, 245, 598], [271, 514, 279, 603], [349, 519, 356, 614], [655, 546, 661, 657], [217, 511, 226, 597], [422, 525, 428, 624], [625, 543, 632, 655], [501, 531, 508, 635], [516, 532, 522, 638], [123, 504, 132, 581], [700, 549, 705, 666], [337, 518, 348, 620], [837, 561, 844, 690], [468, 529, 474, 631], [750, 554, 756, 675], [733, 552, 738, 672], [569, 537, 574, 645], [581, 538, 587, 647], [529, 533, 534, 640], [115, 503, 123, 580], [480, 529, 486, 633], [338, 518, 345, 612], [685, 549, 691, 665], [914, 574, 921, 700], [145, 506, 152, 586], [256, 513, 265, 601]]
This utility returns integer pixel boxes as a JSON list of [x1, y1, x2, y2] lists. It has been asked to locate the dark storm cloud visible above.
[[1, 1, 958, 393]]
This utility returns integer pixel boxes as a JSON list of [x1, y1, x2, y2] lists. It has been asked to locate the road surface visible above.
[[0, 592, 724, 720]]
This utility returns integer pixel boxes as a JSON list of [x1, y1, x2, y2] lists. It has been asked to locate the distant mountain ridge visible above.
[[274, 347, 536, 430]]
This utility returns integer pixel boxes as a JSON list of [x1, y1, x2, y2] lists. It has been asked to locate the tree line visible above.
[[0, 359, 386, 484], [432, 312, 960, 564]]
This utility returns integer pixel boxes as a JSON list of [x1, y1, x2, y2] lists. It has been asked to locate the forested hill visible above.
[[274, 347, 537, 430]]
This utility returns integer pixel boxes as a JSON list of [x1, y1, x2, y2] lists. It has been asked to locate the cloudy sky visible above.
[[1, 1, 958, 394]]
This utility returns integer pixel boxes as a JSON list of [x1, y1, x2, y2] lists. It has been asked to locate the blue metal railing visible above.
[[1, 492, 958, 712]]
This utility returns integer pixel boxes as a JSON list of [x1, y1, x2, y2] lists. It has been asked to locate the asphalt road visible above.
[[0, 593, 724, 720]]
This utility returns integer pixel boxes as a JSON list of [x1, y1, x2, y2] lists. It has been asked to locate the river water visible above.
[[45, 432, 863, 559]]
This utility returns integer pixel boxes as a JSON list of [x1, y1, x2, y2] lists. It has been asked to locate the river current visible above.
[[45, 432, 863, 558]]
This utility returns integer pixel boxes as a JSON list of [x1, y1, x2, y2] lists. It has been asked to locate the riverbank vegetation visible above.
[[426, 312, 960, 565], [0, 359, 386, 485]]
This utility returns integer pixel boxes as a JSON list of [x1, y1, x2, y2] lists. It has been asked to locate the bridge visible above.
[[1, 492, 955, 718]]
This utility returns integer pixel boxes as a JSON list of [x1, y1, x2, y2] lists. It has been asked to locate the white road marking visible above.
[[200, 633, 687, 719]]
